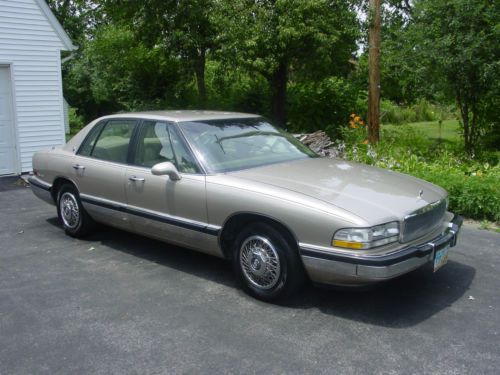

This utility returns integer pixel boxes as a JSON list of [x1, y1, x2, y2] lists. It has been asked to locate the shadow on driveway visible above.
[[46, 217, 475, 329], [289, 259, 475, 328]]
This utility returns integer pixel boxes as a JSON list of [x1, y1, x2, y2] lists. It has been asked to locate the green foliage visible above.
[[68, 107, 85, 134], [213, 0, 359, 125], [287, 77, 358, 134], [216, 0, 359, 79], [338, 125, 500, 221], [51, 0, 498, 160], [380, 99, 456, 125], [55, 0, 361, 128], [381, 100, 416, 124], [63, 24, 196, 120], [409, 0, 499, 153], [102, 0, 217, 106], [204, 61, 270, 114], [358, 0, 500, 154], [45, 0, 102, 43], [384, 120, 462, 144], [87, 25, 186, 109]]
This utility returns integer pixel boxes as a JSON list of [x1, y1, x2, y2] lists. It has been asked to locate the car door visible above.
[[125, 120, 220, 255], [71, 119, 138, 230]]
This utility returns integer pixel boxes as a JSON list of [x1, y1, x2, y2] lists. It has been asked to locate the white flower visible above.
[[367, 146, 377, 159]]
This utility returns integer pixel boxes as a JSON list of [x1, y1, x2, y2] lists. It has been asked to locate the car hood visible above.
[[230, 157, 447, 224]]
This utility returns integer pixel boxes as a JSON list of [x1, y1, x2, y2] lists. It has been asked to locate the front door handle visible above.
[[128, 176, 145, 182], [72, 164, 85, 170]]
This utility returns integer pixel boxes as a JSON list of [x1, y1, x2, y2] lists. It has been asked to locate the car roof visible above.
[[98, 110, 261, 123]]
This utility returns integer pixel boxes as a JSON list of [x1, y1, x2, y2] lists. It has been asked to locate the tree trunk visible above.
[[368, 0, 381, 143], [195, 48, 207, 108], [269, 61, 288, 128], [470, 104, 479, 153], [457, 89, 471, 154]]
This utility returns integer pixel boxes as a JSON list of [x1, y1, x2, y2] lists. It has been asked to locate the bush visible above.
[[379, 99, 456, 125], [337, 125, 500, 222], [69, 107, 85, 134], [205, 61, 270, 115], [287, 77, 358, 135]]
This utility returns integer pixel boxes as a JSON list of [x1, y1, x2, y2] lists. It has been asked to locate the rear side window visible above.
[[78, 122, 105, 156], [88, 120, 136, 163]]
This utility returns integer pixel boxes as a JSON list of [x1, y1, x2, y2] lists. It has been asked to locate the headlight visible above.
[[332, 222, 400, 250]]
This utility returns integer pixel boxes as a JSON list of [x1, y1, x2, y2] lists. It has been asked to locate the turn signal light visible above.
[[332, 240, 364, 249]]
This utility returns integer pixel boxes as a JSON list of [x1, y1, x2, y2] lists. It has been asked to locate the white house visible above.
[[0, 0, 75, 175]]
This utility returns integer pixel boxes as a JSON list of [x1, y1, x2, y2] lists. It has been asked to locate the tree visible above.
[[411, 0, 500, 154], [215, 0, 359, 127], [46, 0, 102, 43], [63, 23, 194, 121], [102, 0, 217, 107]]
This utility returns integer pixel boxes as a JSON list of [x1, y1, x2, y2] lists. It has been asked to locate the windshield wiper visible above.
[[214, 134, 226, 154], [217, 131, 284, 142]]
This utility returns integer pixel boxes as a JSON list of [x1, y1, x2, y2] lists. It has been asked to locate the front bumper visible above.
[[300, 214, 463, 286]]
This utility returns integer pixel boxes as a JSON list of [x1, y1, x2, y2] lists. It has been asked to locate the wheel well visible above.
[[51, 177, 76, 203], [219, 213, 299, 259]]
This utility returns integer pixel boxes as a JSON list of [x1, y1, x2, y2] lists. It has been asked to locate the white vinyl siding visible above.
[[63, 98, 69, 134], [0, 0, 70, 173]]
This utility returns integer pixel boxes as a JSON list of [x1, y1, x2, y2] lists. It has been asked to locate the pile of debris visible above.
[[295, 130, 343, 158]]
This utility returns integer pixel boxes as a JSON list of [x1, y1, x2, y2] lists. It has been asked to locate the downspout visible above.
[[61, 53, 76, 64]]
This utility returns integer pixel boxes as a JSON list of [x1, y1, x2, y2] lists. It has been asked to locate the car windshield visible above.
[[178, 118, 317, 173]]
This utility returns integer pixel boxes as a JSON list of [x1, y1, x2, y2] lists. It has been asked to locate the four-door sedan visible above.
[[29, 110, 462, 301]]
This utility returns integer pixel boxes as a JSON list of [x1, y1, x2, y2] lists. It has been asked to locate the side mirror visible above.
[[151, 161, 182, 181]]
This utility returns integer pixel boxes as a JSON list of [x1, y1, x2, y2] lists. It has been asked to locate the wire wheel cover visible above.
[[60, 192, 80, 229], [240, 235, 281, 290]]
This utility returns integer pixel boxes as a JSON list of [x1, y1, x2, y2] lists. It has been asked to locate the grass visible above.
[[383, 119, 461, 143]]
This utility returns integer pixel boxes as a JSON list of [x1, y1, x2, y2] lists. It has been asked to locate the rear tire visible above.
[[232, 223, 305, 302], [56, 183, 94, 237]]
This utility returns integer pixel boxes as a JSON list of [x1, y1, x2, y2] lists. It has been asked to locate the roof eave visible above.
[[35, 0, 77, 51]]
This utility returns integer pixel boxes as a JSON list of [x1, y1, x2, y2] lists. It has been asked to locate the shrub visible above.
[[287, 77, 358, 135], [69, 107, 85, 134], [205, 61, 270, 115], [379, 99, 456, 125]]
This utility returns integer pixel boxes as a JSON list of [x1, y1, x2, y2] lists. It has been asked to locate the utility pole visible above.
[[368, 0, 381, 143]]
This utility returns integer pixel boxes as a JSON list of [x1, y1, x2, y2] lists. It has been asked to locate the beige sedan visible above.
[[29, 111, 462, 301]]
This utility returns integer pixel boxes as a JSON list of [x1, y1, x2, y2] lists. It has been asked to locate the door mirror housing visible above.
[[151, 162, 182, 181]]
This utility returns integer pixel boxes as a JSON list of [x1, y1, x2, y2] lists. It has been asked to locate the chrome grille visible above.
[[402, 199, 447, 242]]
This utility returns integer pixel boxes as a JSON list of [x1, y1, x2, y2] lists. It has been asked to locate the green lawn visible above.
[[383, 119, 461, 143]]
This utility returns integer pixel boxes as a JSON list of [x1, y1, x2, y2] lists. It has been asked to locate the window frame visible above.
[[76, 119, 107, 157], [130, 120, 204, 175], [76, 118, 139, 166]]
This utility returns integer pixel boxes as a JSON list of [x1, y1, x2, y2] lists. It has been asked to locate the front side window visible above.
[[90, 120, 136, 163], [133, 121, 199, 173]]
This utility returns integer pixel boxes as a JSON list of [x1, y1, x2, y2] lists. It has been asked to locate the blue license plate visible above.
[[433, 245, 450, 272]]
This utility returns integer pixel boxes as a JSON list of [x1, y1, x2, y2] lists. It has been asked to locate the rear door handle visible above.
[[128, 176, 145, 182], [72, 164, 85, 170]]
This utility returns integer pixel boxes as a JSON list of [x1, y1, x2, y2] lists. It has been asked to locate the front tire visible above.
[[56, 184, 94, 237], [233, 223, 305, 302]]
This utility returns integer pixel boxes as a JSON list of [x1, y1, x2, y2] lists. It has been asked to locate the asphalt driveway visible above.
[[1, 178, 499, 374]]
